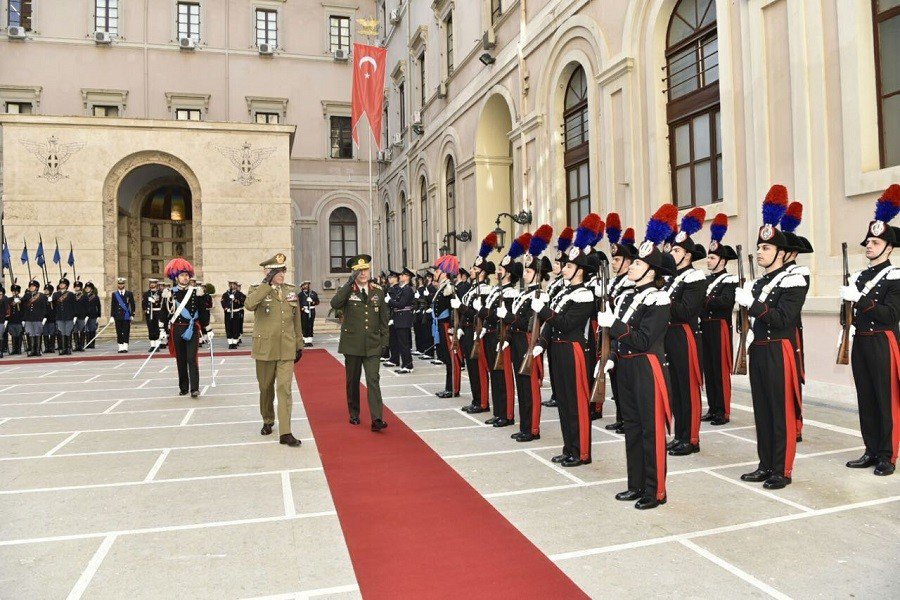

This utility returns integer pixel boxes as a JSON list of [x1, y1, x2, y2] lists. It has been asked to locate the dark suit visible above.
[[388, 283, 415, 369]]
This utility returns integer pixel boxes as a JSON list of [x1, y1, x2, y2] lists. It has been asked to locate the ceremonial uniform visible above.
[[222, 286, 247, 349], [479, 282, 517, 423], [6, 287, 24, 355], [434, 277, 462, 397], [23, 285, 48, 357], [607, 268, 636, 428], [542, 271, 568, 409], [297, 285, 318, 345], [72, 284, 87, 352], [331, 255, 389, 428], [458, 278, 492, 413], [51, 282, 77, 355], [110, 280, 135, 352], [142, 283, 164, 351], [165, 284, 208, 395], [0, 288, 7, 358], [42, 285, 57, 353], [246, 258, 304, 441], [700, 270, 737, 423], [83, 285, 101, 349], [387, 274, 415, 372], [505, 282, 545, 439]]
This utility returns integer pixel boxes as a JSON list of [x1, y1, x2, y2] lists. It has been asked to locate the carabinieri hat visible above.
[[612, 227, 637, 259], [708, 213, 738, 261], [779, 202, 809, 254], [637, 204, 679, 276], [458, 267, 470, 278], [554, 227, 574, 262], [757, 184, 791, 248], [500, 232, 530, 281], [522, 224, 554, 280], [474, 232, 498, 275], [433, 253, 460, 276], [587, 215, 608, 273], [565, 213, 603, 272], [347, 254, 373, 271], [164, 258, 194, 280], [860, 184, 900, 247], [671, 207, 707, 262]]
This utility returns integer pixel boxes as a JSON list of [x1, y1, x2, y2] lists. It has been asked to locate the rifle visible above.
[[836, 242, 852, 365], [519, 264, 548, 374], [470, 315, 483, 360], [493, 297, 510, 371], [732, 244, 749, 375], [450, 298, 461, 354], [589, 259, 612, 404]]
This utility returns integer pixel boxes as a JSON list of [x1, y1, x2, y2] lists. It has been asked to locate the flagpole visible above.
[[39, 235, 49, 285], [24, 237, 32, 282], [56, 237, 63, 279], [70, 242, 77, 283]]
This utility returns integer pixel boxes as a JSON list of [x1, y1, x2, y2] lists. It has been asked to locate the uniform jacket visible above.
[[748, 265, 807, 341], [478, 283, 518, 332], [85, 294, 102, 319], [52, 290, 77, 321], [142, 290, 164, 320], [849, 261, 900, 336], [537, 283, 594, 345], [73, 292, 88, 319], [246, 283, 304, 361], [330, 280, 389, 356], [388, 283, 415, 328], [221, 290, 247, 320], [609, 284, 672, 358], [0, 295, 7, 323], [432, 279, 457, 324], [297, 289, 318, 316], [6, 295, 24, 325], [110, 289, 136, 321], [22, 291, 49, 322], [702, 271, 738, 322], [663, 267, 707, 328], [503, 284, 542, 335]]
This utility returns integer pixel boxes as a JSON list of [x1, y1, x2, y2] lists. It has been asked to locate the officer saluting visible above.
[[245, 253, 304, 446], [840, 184, 900, 476], [330, 254, 389, 431]]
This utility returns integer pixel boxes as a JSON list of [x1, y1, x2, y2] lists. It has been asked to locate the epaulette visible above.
[[887, 267, 900, 280], [779, 273, 807, 288], [371, 283, 382, 290], [650, 290, 671, 306], [722, 274, 739, 284], [790, 266, 811, 277], [502, 287, 519, 298], [567, 287, 595, 303], [248, 284, 259, 292], [683, 269, 707, 283]]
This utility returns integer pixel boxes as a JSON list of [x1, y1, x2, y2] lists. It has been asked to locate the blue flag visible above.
[[36, 240, 45, 268], [67, 244, 75, 267], [52, 240, 61, 265], [1, 240, 10, 270], [20, 241, 28, 265]]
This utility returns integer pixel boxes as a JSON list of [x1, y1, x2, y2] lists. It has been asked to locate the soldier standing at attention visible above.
[[330, 254, 389, 431], [0, 284, 7, 358], [72, 280, 88, 352], [83, 282, 101, 349], [7, 283, 24, 355], [389, 267, 416, 373], [297, 281, 319, 347], [142, 278, 164, 352], [246, 253, 304, 447], [222, 280, 246, 349], [110, 277, 135, 353], [162, 259, 209, 398], [42, 283, 57, 354], [52, 277, 77, 355]]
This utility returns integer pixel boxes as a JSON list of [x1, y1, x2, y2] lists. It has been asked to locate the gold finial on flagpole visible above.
[[356, 17, 379, 42]]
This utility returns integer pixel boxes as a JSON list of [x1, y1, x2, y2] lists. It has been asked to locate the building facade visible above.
[[0, 0, 376, 319], [373, 0, 899, 392]]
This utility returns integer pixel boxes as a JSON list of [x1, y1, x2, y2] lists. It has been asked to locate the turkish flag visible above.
[[351, 43, 387, 149]]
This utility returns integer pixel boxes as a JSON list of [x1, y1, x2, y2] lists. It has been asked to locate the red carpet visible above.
[[295, 349, 588, 599]]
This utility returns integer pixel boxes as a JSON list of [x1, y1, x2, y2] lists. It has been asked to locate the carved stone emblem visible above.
[[20, 136, 85, 182], [215, 141, 276, 186]]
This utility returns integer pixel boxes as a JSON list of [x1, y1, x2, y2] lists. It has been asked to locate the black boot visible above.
[[75, 332, 84, 352], [29, 336, 41, 357], [11, 335, 22, 355], [58, 335, 66, 355], [44, 334, 54, 353], [65, 336, 73, 355], [87, 335, 96, 349]]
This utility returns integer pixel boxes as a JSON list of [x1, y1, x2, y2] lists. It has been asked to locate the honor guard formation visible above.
[[1, 186, 896, 491]]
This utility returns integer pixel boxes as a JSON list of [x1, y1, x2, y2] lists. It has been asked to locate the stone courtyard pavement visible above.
[[0, 334, 897, 599]]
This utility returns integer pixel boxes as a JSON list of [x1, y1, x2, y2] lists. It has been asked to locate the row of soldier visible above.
[[380, 183, 898, 510]]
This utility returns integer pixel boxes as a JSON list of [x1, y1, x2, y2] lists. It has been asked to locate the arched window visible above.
[[420, 177, 429, 263], [666, 0, 721, 208], [873, 0, 900, 168], [384, 200, 393, 270], [445, 157, 457, 254], [329, 207, 358, 273], [564, 66, 590, 226], [400, 191, 408, 267]]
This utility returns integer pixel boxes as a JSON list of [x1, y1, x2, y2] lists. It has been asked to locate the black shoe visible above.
[[551, 454, 569, 464], [371, 419, 388, 432], [669, 443, 699, 456], [763, 474, 792, 489], [384, 361, 397, 367], [190, 390, 199, 398], [666, 439, 679, 451], [492, 418, 514, 428], [614, 426, 625, 435], [796, 434, 803, 443], [635, 496, 666, 510], [615, 490, 643, 501], [542, 398, 559, 407], [484, 416, 500, 425], [846, 453, 878, 469], [279, 433, 302, 447], [590, 409, 603, 421], [515, 433, 540, 443], [605, 421, 624, 431], [740, 468, 773, 482], [430, 360, 444, 365], [179, 390, 188, 396], [465, 405, 490, 414], [700, 412, 714, 422], [435, 390, 453, 398], [874, 460, 895, 476], [510, 432, 525, 440], [561, 456, 591, 467], [711, 416, 730, 426], [349, 416, 361, 425], [260, 423, 274, 435]]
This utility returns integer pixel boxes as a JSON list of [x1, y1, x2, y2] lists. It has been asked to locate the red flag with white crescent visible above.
[[351, 42, 387, 149]]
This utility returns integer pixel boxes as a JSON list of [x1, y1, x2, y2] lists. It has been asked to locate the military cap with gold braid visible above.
[[347, 254, 373, 271], [260, 252, 288, 270]]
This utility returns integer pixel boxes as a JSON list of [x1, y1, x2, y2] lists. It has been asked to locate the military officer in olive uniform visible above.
[[330, 254, 390, 431], [246, 252, 305, 448]]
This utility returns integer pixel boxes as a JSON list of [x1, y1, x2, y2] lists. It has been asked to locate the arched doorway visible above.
[[474, 94, 514, 241]]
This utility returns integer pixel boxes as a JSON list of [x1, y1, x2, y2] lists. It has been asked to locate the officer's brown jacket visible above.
[[246, 283, 304, 361]]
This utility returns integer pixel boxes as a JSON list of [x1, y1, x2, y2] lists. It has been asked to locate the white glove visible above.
[[450, 298, 461, 309], [496, 305, 508, 319], [423, 290, 430, 297], [41, 318, 46, 326], [531, 297, 546, 314], [840, 285, 863, 303], [593, 361, 601, 378], [13, 297, 20, 304], [605, 359, 615, 374], [414, 291, 420, 299], [196, 286, 205, 296], [73, 317, 77, 324], [473, 298, 483, 311], [158, 321, 164, 329], [735, 287, 754, 308], [425, 308, 433, 314], [388, 319, 394, 326], [532, 345, 544, 358], [456, 328, 464, 339], [229, 293, 235, 300], [207, 331, 215, 340], [540, 292, 550, 303], [162, 288, 171, 299], [596, 309, 616, 328]]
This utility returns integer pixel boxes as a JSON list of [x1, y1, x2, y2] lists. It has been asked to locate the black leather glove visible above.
[[294, 348, 303, 363], [347, 271, 360, 286]]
